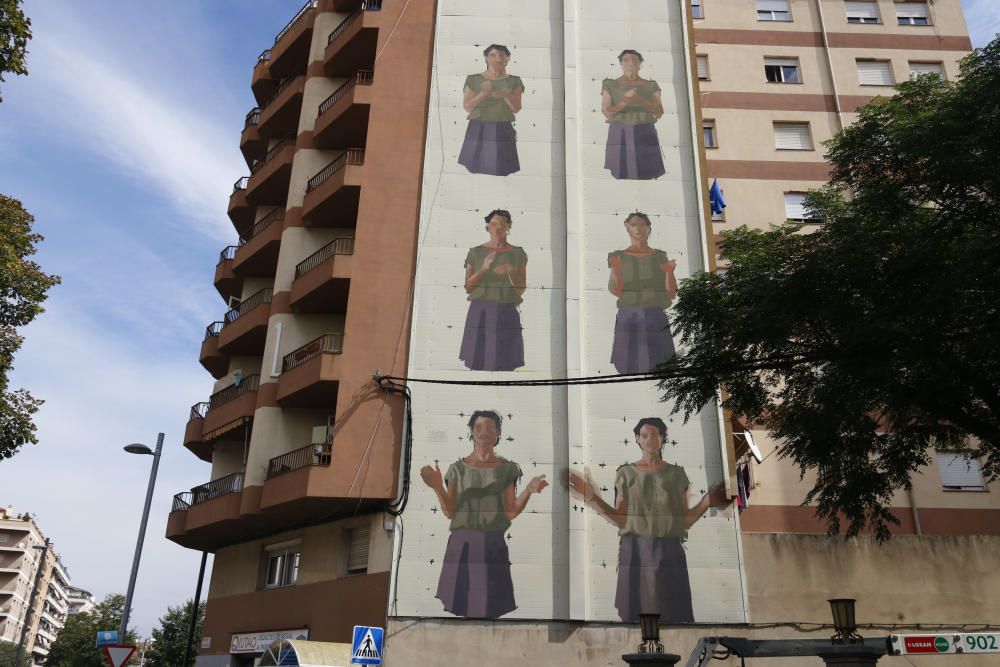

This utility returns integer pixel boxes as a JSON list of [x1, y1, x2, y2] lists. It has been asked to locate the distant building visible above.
[[65, 584, 96, 616]]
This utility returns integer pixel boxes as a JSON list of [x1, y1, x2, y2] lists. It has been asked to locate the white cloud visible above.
[[963, 0, 1000, 48]]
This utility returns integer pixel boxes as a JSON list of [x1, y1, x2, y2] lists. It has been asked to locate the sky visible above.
[[0, 0, 997, 639]]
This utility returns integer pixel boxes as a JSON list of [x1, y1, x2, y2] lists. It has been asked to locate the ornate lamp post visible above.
[[622, 614, 681, 666]]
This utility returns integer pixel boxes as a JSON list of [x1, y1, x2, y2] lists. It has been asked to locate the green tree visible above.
[[0, 640, 32, 667], [657, 37, 1000, 540], [45, 594, 138, 667], [143, 600, 205, 667], [0, 0, 31, 101], [0, 195, 60, 461]]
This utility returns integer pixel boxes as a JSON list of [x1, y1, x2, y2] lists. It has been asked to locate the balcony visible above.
[[218, 288, 272, 354], [233, 208, 284, 277], [258, 72, 305, 139], [277, 333, 344, 407], [267, 443, 332, 479], [323, 6, 381, 78], [251, 50, 276, 105], [166, 472, 245, 550], [314, 71, 373, 149], [214, 246, 240, 302], [269, 0, 317, 80], [199, 322, 228, 379], [240, 108, 265, 167], [246, 139, 294, 206], [183, 402, 209, 458], [290, 237, 354, 313], [301, 149, 364, 226], [228, 177, 254, 235]]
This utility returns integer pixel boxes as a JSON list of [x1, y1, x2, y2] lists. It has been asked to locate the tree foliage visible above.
[[0, 195, 60, 461], [143, 600, 205, 667], [657, 37, 1000, 540], [0, 640, 32, 667], [45, 594, 138, 667], [0, 0, 31, 101]]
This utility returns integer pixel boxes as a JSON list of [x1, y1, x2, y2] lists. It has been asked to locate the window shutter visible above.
[[773, 122, 812, 150], [937, 453, 986, 489], [763, 57, 798, 69], [857, 60, 894, 85], [896, 2, 929, 18], [347, 525, 370, 573], [758, 0, 790, 10], [784, 193, 809, 220], [910, 61, 944, 77], [845, 1, 880, 19], [696, 55, 709, 80]]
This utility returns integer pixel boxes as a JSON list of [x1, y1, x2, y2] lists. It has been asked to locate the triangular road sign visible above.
[[103, 645, 136, 667]]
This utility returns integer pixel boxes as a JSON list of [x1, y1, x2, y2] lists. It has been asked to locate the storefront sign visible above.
[[891, 633, 1000, 655], [230, 628, 309, 654]]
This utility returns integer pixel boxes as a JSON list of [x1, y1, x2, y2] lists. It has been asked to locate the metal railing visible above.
[[328, 10, 363, 45], [363, 0, 383, 10], [239, 208, 285, 245], [262, 70, 304, 111], [244, 108, 261, 128], [223, 288, 272, 324], [282, 333, 345, 372], [251, 139, 293, 174], [274, 0, 317, 45], [190, 402, 210, 420], [219, 245, 238, 263], [267, 443, 333, 479], [306, 149, 365, 192], [233, 176, 249, 193], [257, 50, 272, 64], [295, 237, 355, 278], [190, 472, 244, 506], [171, 492, 192, 512], [205, 321, 224, 340], [318, 71, 374, 115], [208, 375, 260, 411]]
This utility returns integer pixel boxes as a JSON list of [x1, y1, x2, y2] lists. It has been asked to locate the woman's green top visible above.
[[614, 463, 689, 539], [445, 458, 522, 532], [465, 74, 524, 122], [602, 78, 661, 125], [608, 250, 673, 309], [466, 246, 527, 304]]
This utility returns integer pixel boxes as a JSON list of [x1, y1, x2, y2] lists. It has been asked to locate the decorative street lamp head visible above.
[[828, 598, 863, 645], [638, 613, 664, 654]]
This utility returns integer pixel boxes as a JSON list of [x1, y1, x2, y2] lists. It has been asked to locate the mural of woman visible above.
[[608, 212, 677, 374], [566, 418, 728, 623], [460, 209, 527, 371], [458, 44, 524, 176], [420, 410, 548, 619], [602, 49, 666, 180]]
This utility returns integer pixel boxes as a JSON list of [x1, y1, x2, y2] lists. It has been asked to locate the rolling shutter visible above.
[[909, 61, 944, 77], [937, 453, 986, 489], [896, 2, 929, 19], [784, 193, 809, 220], [696, 55, 710, 80], [347, 525, 370, 574], [857, 60, 894, 85], [757, 0, 790, 10], [773, 122, 812, 150], [845, 1, 880, 19]]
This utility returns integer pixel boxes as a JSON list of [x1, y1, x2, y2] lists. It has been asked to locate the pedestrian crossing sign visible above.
[[351, 625, 384, 665]]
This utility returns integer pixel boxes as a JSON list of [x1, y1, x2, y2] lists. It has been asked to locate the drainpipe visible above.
[[908, 488, 923, 536], [814, 0, 846, 131]]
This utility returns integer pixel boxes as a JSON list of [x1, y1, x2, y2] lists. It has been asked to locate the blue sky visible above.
[[0, 0, 997, 638]]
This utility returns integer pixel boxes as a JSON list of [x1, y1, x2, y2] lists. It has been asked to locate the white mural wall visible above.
[[395, 0, 747, 624]]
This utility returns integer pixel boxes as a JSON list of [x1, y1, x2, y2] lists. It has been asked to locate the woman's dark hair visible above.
[[632, 417, 668, 441], [483, 44, 511, 59], [618, 49, 644, 63], [468, 410, 503, 444], [484, 209, 513, 226], [624, 211, 652, 226]]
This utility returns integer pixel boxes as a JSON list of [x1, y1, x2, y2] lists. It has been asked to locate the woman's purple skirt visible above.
[[604, 122, 666, 180], [611, 306, 674, 374], [615, 534, 694, 623], [436, 528, 516, 619], [460, 300, 524, 371], [458, 119, 520, 176]]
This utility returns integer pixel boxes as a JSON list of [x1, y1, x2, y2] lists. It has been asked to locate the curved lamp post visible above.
[[120, 433, 164, 639]]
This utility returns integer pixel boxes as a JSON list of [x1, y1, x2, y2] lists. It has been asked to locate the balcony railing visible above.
[[257, 50, 272, 64], [190, 472, 244, 505], [239, 208, 285, 245], [190, 402, 210, 420], [306, 149, 365, 192], [205, 321, 224, 340], [223, 288, 272, 324], [219, 245, 238, 263], [275, 0, 317, 45], [327, 0, 381, 46], [208, 375, 260, 411], [262, 70, 304, 110], [172, 492, 192, 512], [233, 177, 249, 193], [251, 139, 293, 174], [245, 108, 261, 128], [267, 443, 333, 479], [318, 71, 374, 115], [295, 237, 355, 278], [282, 333, 344, 372]]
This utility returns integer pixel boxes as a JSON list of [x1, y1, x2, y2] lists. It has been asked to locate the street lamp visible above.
[[623, 613, 681, 666], [119, 433, 164, 640], [829, 598, 863, 645]]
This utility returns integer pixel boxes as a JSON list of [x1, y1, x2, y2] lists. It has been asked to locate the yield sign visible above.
[[103, 645, 136, 667]]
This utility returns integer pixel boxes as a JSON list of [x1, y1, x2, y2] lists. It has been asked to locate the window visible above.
[[764, 57, 802, 83], [909, 61, 945, 79], [845, 1, 880, 23], [703, 120, 717, 148], [784, 192, 817, 222], [757, 0, 791, 21], [346, 525, 370, 576], [937, 452, 986, 490], [773, 122, 813, 150], [691, 0, 704, 19], [896, 1, 930, 25], [264, 543, 300, 588], [856, 59, 894, 86], [696, 55, 710, 81]]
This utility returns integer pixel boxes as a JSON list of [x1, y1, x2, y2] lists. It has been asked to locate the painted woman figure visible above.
[[458, 44, 524, 176], [602, 49, 666, 180], [567, 418, 727, 623], [421, 410, 548, 618], [460, 209, 527, 371], [608, 212, 677, 374]]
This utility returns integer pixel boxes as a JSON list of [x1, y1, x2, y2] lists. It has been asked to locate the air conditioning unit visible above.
[[311, 426, 332, 444]]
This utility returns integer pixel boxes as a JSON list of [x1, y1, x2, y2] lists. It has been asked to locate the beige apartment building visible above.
[[168, 2, 998, 666], [0, 507, 72, 665]]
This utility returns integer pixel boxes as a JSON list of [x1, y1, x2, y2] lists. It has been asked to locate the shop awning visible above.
[[259, 639, 352, 667]]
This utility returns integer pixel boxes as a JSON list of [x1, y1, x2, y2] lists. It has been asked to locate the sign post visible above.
[[890, 633, 1000, 656], [103, 644, 136, 667]]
